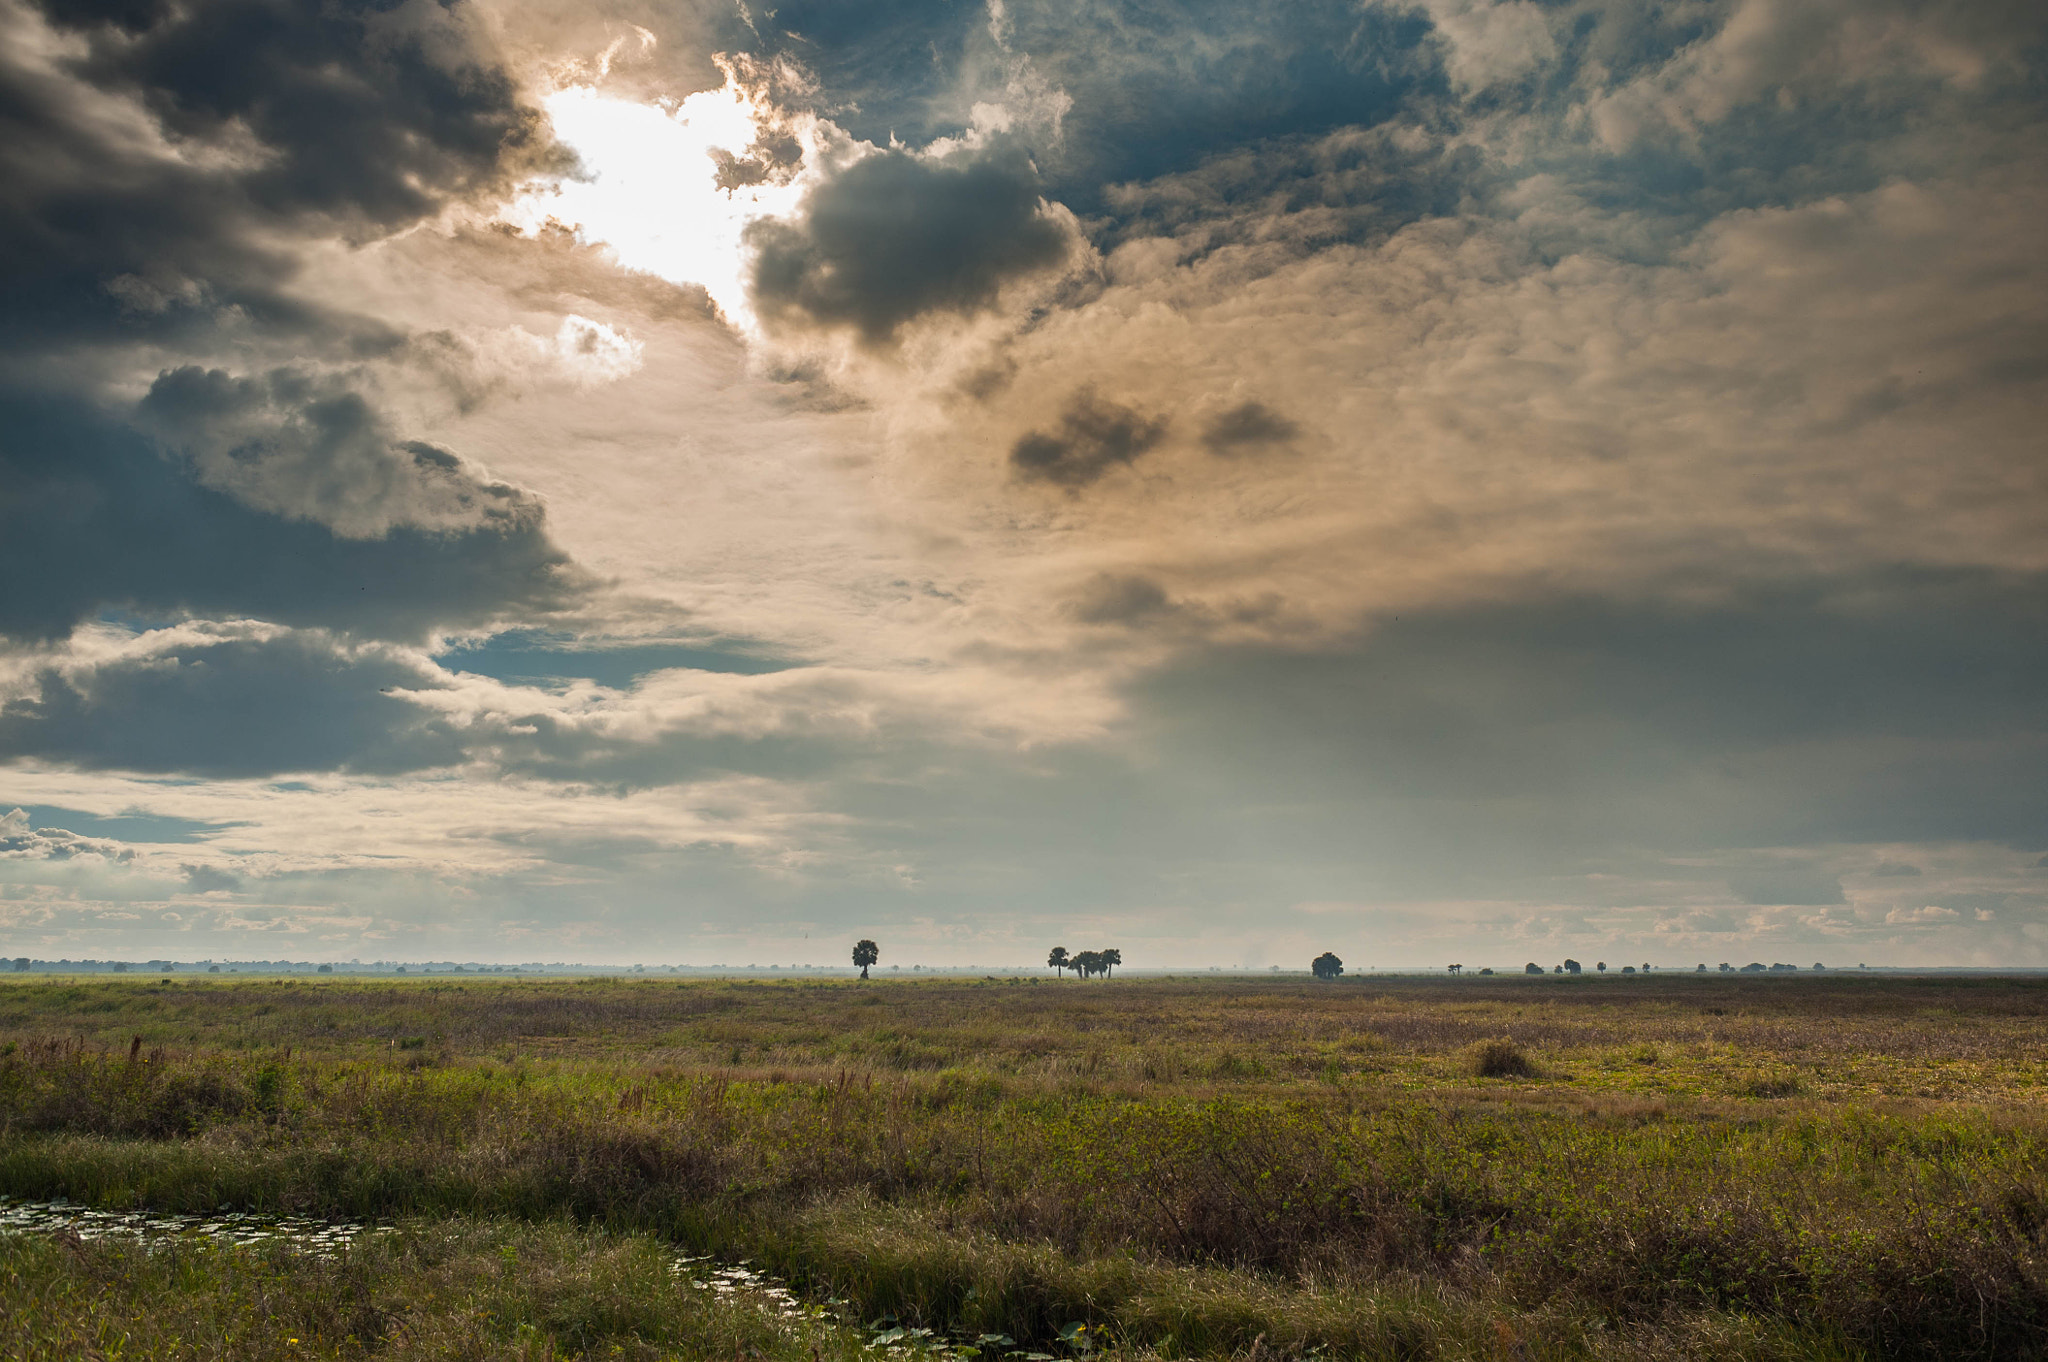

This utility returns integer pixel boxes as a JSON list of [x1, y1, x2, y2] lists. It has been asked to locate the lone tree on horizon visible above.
[[1048, 946, 1070, 978], [852, 939, 878, 979], [1312, 951, 1343, 980]]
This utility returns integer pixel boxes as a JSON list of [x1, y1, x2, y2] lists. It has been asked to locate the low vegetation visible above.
[[1, 972, 2045, 1359]]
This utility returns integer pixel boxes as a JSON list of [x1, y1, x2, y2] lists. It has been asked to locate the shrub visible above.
[[1464, 1038, 1537, 1079]]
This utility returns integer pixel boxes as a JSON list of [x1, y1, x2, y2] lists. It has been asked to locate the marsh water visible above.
[[0, 1195, 387, 1256]]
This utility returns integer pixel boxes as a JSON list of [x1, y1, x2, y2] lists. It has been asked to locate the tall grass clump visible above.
[[1464, 1036, 1538, 1079]]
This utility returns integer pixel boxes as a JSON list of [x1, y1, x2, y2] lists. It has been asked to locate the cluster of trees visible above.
[[845, 941, 1130, 980], [1450, 960, 1663, 975], [1047, 947, 1121, 978], [1450, 960, 1838, 976], [1311, 952, 1344, 980]]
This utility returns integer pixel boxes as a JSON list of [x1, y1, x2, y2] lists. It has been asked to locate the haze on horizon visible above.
[[1, 0, 2044, 970]]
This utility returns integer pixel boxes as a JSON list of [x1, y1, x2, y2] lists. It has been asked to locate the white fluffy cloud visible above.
[[0, 807, 131, 863]]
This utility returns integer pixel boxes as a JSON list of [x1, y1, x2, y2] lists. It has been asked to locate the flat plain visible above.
[[1, 972, 2043, 1361]]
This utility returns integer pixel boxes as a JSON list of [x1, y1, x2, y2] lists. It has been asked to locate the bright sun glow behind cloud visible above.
[[511, 81, 809, 326]]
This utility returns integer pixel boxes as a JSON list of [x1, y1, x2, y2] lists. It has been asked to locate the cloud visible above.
[[1727, 870, 1846, 907], [1201, 401, 1300, 456], [1885, 904, 1961, 925], [1575, 0, 2038, 154], [0, 806, 133, 861], [1869, 861, 1923, 878], [1420, 0, 1556, 94], [1069, 574, 1175, 626], [36, 0, 544, 224], [0, 389, 580, 644], [181, 862, 240, 893], [139, 365, 550, 540], [0, 0, 549, 358], [0, 625, 466, 778], [3, 0, 2047, 966], [1128, 566, 2048, 881], [747, 146, 1072, 343], [0, 0, 587, 647], [1010, 391, 1170, 488], [800, 0, 1435, 213]]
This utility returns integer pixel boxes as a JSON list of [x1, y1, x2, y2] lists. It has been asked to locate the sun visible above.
[[509, 76, 811, 329]]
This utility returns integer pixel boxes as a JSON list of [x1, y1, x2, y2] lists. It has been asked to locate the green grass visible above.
[[0, 1215, 859, 1361], [1, 974, 2045, 1358]]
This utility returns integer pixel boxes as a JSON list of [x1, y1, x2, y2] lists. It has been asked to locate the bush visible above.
[[1464, 1038, 1538, 1079]]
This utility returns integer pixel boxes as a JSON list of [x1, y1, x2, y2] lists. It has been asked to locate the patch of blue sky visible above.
[[91, 608, 185, 634], [742, 0, 1439, 215], [437, 631, 799, 689], [4, 806, 233, 843]]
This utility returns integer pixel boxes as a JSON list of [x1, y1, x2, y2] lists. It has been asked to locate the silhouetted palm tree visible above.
[[852, 939, 878, 979], [1047, 946, 1069, 978]]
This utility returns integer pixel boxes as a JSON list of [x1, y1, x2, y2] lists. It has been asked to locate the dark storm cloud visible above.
[[2, 0, 548, 355], [48, 0, 541, 221], [1201, 402, 1301, 456], [0, 389, 577, 644], [1010, 392, 1169, 488], [0, 631, 464, 778], [747, 147, 1070, 343], [0, 0, 586, 650]]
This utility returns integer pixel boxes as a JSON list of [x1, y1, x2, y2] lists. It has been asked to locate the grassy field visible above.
[[1, 972, 2044, 1360]]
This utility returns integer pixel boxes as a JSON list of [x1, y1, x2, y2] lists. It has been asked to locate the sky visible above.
[[1, 0, 2044, 969]]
